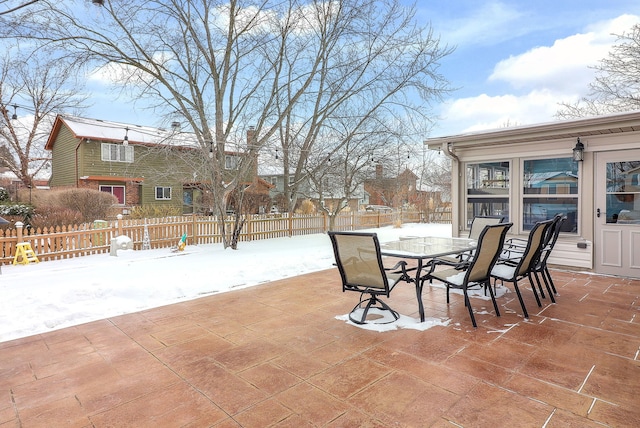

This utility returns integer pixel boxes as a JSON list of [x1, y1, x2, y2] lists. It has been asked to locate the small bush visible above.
[[129, 204, 182, 219], [53, 189, 118, 223], [29, 206, 84, 229], [295, 199, 316, 215], [0, 187, 9, 202]]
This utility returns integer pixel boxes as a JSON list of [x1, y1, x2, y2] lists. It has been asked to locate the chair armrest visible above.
[[385, 260, 416, 282]]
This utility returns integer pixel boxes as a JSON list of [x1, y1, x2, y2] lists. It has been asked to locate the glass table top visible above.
[[380, 236, 476, 258]]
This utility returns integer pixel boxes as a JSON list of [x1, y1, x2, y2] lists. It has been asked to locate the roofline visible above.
[[424, 110, 640, 148]]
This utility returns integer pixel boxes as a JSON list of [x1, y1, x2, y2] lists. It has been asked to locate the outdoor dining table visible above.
[[380, 236, 477, 322]]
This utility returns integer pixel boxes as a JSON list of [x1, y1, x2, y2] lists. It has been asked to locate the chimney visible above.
[[376, 164, 383, 179], [247, 126, 258, 178]]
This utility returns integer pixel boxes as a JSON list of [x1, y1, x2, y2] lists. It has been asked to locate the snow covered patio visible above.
[[0, 267, 638, 426]]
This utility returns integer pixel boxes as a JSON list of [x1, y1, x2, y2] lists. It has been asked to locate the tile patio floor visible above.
[[0, 267, 639, 427]]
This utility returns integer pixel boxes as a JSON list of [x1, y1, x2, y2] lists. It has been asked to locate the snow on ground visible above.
[[0, 223, 499, 342]]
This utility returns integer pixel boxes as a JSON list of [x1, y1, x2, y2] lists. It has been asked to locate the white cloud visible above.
[[489, 14, 640, 92], [438, 89, 569, 134], [433, 14, 640, 137]]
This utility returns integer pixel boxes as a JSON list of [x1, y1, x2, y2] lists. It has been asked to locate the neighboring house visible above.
[[364, 164, 440, 211], [45, 115, 266, 215], [424, 110, 640, 279], [259, 165, 369, 213], [258, 165, 311, 212], [316, 183, 368, 213]]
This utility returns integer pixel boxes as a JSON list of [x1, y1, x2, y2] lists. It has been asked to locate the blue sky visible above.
[[412, 0, 640, 136], [81, 1, 640, 139]]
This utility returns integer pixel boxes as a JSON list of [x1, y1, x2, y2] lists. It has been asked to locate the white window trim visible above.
[[155, 186, 172, 200], [101, 143, 134, 163], [99, 185, 126, 205]]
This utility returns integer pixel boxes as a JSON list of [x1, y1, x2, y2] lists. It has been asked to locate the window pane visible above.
[[112, 186, 125, 204], [466, 199, 509, 228], [523, 158, 578, 232], [606, 160, 640, 223], [523, 158, 578, 195], [467, 162, 510, 195], [523, 197, 577, 232], [466, 161, 510, 227]]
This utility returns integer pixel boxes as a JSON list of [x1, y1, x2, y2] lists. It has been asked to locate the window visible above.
[[155, 186, 172, 200], [101, 143, 134, 163], [100, 185, 125, 204], [225, 154, 239, 170], [605, 160, 640, 223], [523, 157, 578, 232], [466, 161, 510, 228]]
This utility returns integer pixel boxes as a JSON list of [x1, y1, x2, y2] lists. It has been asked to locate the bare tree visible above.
[[270, 1, 453, 213], [0, 50, 86, 189], [13, 0, 451, 247], [557, 23, 640, 119]]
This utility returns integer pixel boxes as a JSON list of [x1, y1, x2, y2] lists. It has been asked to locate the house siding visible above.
[[49, 126, 80, 187]]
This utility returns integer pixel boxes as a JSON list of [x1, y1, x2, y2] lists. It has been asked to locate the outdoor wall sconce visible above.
[[123, 127, 129, 145], [573, 137, 584, 162]]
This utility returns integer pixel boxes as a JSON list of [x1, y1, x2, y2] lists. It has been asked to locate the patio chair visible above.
[[532, 214, 566, 298], [501, 213, 565, 300], [328, 231, 411, 325], [431, 215, 506, 268], [423, 222, 512, 327], [491, 219, 554, 319]]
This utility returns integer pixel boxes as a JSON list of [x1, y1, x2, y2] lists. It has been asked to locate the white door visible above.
[[594, 150, 640, 278]]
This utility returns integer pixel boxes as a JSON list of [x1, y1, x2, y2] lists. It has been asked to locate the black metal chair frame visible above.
[[423, 223, 512, 327], [501, 214, 565, 301], [328, 231, 411, 325], [491, 219, 554, 319], [431, 215, 506, 269]]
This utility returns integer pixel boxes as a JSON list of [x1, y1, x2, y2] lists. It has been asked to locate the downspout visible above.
[[75, 138, 84, 188], [441, 141, 461, 234], [440, 141, 459, 162]]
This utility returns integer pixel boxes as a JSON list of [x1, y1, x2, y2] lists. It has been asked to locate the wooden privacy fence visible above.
[[0, 209, 445, 265]]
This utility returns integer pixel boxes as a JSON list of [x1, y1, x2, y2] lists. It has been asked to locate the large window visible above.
[[100, 185, 125, 204], [523, 158, 578, 232], [466, 162, 510, 228], [101, 143, 134, 163]]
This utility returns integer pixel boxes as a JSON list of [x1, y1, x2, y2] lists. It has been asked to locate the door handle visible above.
[[597, 208, 601, 218]]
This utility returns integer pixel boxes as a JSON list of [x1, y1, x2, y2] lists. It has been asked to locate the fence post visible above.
[[16, 221, 23, 243], [289, 212, 293, 237], [192, 215, 198, 245]]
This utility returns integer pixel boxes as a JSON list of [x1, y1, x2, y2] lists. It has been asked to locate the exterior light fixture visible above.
[[11, 105, 17, 120], [123, 127, 129, 145], [573, 137, 584, 162]]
